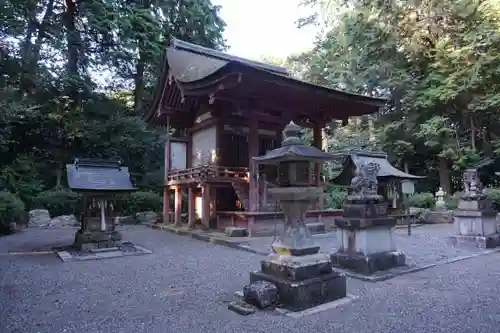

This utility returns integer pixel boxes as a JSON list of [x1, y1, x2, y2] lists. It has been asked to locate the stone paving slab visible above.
[[55, 243, 152, 262]]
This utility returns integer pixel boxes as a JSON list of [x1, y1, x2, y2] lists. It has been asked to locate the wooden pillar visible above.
[[260, 173, 268, 209], [247, 114, 259, 235], [210, 187, 217, 224], [313, 122, 324, 209], [248, 115, 259, 211], [174, 185, 182, 226], [163, 187, 170, 224], [163, 133, 171, 223], [201, 184, 211, 229], [187, 186, 195, 229]]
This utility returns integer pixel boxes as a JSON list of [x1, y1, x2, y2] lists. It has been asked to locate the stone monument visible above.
[[450, 168, 500, 248], [66, 158, 137, 251], [330, 161, 406, 275], [245, 121, 346, 311]]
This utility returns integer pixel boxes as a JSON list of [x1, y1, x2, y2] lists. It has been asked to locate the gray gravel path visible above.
[[1, 225, 500, 333], [240, 224, 486, 267], [0, 227, 77, 253]]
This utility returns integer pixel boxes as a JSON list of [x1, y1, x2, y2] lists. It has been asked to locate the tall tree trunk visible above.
[[63, 0, 79, 104], [20, 0, 55, 95], [438, 157, 451, 194], [403, 160, 409, 174], [19, 3, 38, 97], [470, 115, 476, 151], [58, 0, 79, 184], [134, 46, 146, 115]]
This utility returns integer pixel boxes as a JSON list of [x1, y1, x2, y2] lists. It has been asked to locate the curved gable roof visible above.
[[331, 150, 424, 185]]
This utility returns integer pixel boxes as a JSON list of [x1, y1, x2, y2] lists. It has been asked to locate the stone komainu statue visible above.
[[350, 162, 380, 197], [462, 168, 485, 198]]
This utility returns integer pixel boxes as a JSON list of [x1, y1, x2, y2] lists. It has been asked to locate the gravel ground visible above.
[[0, 227, 78, 253], [240, 224, 486, 267], [1, 225, 500, 333]]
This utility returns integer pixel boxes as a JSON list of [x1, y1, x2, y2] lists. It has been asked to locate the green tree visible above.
[[295, 0, 500, 192]]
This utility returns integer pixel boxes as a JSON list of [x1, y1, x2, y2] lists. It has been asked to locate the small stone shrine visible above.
[[331, 162, 406, 275], [243, 121, 346, 312], [451, 168, 500, 248], [66, 158, 137, 251]]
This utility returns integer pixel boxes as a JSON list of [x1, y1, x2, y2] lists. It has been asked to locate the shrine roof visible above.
[[143, 39, 388, 124], [331, 150, 424, 184], [169, 38, 288, 79], [66, 158, 137, 192], [165, 39, 386, 103]]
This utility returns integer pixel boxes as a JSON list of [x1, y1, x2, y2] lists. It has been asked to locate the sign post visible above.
[[401, 180, 415, 236]]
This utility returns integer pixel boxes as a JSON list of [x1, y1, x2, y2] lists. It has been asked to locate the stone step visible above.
[[89, 247, 119, 253], [225, 227, 248, 237]]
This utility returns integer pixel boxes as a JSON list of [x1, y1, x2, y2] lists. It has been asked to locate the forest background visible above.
[[2, 0, 500, 225]]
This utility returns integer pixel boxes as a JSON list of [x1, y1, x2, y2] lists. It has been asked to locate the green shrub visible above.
[[0, 155, 45, 210], [408, 192, 435, 209], [34, 189, 80, 217], [122, 191, 162, 215], [486, 188, 500, 210], [0, 191, 26, 234], [324, 187, 348, 209], [445, 195, 459, 210]]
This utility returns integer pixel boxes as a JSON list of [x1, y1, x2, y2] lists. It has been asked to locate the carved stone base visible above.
[[453, 210, 497, 236], [449, 234, 500, 249], [74, 230, 122, 251], [331, 250, 406, 275], [249, 254, 347, 311], [249, 271, 346, 312]]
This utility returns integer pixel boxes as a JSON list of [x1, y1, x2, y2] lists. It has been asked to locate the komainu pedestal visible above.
[[331, 162, 406, 275], [451, 169, 500, 248]]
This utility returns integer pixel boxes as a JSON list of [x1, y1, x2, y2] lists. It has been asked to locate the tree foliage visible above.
[[293, 0, 500, 193], [0, 0, 226, 212]]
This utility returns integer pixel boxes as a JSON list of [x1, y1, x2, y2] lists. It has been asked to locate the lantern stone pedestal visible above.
[[249, 187, 346, 311], [240, 121, 347, 312]]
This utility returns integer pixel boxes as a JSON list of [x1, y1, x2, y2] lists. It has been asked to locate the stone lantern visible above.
[[435, 187, 446, 211], [246, 121, 346, 311]]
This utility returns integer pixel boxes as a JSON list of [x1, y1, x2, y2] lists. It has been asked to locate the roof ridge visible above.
[[170, 38, 289, 76]]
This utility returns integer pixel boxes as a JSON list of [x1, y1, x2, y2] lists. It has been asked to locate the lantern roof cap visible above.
[[253, 121, 342, 165]]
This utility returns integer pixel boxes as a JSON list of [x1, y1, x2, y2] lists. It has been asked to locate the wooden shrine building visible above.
[[143, 39, 387, 233]]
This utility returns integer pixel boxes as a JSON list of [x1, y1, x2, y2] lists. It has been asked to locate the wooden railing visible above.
[[166, 165, 249, 183]]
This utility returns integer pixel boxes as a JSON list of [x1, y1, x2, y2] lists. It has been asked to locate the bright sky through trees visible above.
[[213, 0, 319, 59]]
